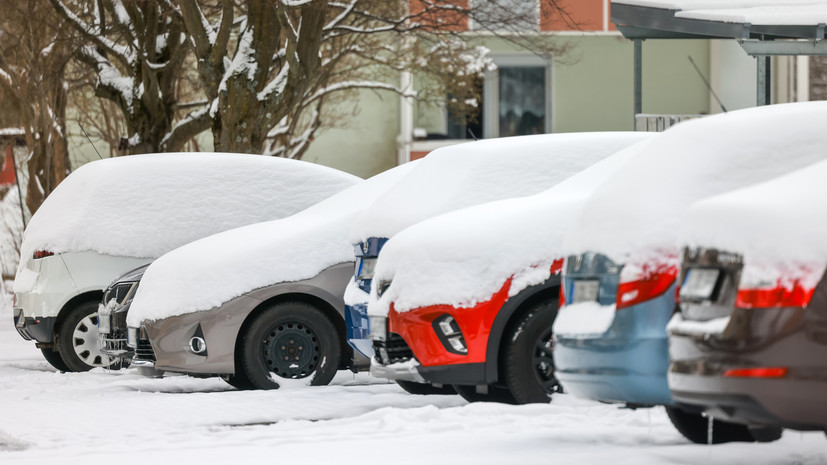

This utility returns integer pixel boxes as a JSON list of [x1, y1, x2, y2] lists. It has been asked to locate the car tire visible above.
[[396, 380, 457, 395], [238, 301, 340, 390], [222, 372, 256, 390], [665, 406, 761, 444], [503, 298, 560, 404], [452, 384, 518, 404], [55, 301, 120, 372], [40, 347, 70, 372]]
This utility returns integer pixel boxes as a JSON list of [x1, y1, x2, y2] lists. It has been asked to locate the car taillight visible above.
[[32, 250, 54, 259], [616, 262, 678, 310], [723, 367, 787, 378], [736, 265, 824, 309], [735, 284, 815, 309]]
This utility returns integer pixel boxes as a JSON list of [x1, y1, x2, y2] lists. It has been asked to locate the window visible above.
[[470, 0, 539, 31]]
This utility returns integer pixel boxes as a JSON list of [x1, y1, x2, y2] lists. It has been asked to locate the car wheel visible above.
[[665, 406, 761, 444], [503, 298, 560, 404], [40, 347, 70, 372], [452, 384, 518, 404], [55, 301, 120, 372], [238, 301, 340, 390], [396, 380, 457, 395]]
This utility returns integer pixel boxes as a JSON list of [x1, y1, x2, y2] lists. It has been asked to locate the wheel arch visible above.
[[51, 291, 105, 343], [484, 276, 561, 384]]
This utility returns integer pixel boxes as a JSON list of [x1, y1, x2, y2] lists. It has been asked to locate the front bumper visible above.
[[554, 285, 676, 406], [346, 302, 373, 358], [13, 308, 55, 343]]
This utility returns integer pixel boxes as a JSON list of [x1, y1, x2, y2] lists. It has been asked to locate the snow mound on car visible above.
[[349, 132, 653, 243], [563, 101, 827, 264], [17, 153, 358, 271], [127, 162, 418, 325], [369, 144, 644, 316], [680, 159, 827, 285]]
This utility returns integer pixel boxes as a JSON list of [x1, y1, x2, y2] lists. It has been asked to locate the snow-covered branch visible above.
[[306, 80, 416, 104], [48, 0, 136, 67]]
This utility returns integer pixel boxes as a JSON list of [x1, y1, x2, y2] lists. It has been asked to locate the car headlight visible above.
[[356, 257, 377, 280], [127, 327, 138, 348], [375, 279, 392, 299]]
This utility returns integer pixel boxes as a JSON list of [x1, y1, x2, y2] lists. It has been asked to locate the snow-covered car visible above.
[[367, 140, 649, 404], [668, 159, 827, 436], [345, 132, 652, 395], [556, 102, 827, 443], [124, 162, 418, 390], [12, 154, 359, 372]]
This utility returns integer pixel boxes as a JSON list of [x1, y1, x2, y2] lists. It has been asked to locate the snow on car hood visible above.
[[16, 153, 359, 276], [349, 132, 653, 243], [368, 143, 646, 316], [679, 158, 827, 288], [127, 162, 419, 325], [563, 101, 827, 265]]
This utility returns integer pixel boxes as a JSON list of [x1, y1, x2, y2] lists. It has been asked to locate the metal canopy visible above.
[[611, 1, 827, 110]]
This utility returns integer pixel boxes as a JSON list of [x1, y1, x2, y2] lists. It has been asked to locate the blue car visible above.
[[554, 102, 827, 444]]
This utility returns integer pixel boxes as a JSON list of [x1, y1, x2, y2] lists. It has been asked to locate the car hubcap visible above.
[[262, 322, 320, 379], [532, 327, 559, 394], [72, 313, 117, 367]]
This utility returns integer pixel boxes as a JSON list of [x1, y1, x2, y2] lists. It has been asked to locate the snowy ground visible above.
[[0, 305, 823, 464]]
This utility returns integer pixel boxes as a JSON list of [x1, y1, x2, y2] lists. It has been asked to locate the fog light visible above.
[[189, 336, 207, 355], [433, 314, 467, 355]]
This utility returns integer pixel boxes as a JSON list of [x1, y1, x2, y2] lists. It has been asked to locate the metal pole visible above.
[[634, 39, 642, 118], [757, 55, 771, 105]]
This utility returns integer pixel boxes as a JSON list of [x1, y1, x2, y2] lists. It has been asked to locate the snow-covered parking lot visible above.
[[0, 306, 824, 465]]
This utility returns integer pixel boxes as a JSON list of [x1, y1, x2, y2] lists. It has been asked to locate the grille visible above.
[[373, 333, 413, 365], [100, 331, 132, 357], [134, 337, 156, 362]]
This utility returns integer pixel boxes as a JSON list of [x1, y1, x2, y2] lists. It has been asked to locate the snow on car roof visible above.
[[17, 153, 359, 267], [563, 101, 827, 263], [680, 158, 827, 266], [348, 132, 653, 243], [127, 161, 419, 325], [369, 143, 646, 316]]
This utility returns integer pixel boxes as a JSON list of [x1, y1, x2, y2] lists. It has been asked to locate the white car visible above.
[[13, 153, 359, 372]]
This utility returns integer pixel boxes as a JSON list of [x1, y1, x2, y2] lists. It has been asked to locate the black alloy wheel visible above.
[[238, 301, 340, 390], [503, 298, 560, 404]]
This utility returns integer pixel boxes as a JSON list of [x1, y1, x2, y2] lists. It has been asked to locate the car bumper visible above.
[[13, 308, 55, 343], [346, 302, 374, 358], [554, 288, 676, 406], [669, 307, 827, 430]]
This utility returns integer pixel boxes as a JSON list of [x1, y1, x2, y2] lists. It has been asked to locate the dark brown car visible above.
[[668, 247, 827, 435]]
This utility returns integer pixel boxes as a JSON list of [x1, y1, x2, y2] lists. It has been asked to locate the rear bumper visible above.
[[554, 286, 676, 406], [670, 371, 827, 431], [669, 316, 827, 431], [13, 308, 55, 343]]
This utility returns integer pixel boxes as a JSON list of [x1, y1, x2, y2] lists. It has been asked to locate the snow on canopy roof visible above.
[[677, 5, 827, 26], [349, 132, 653, 243], [18, 153, 359, 268], [615, 0, 822, 11], [368, 144, 646, 316], [680, 159, 827, 265], [127, 161, 419, 325], [563, 101, 827, 264]]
